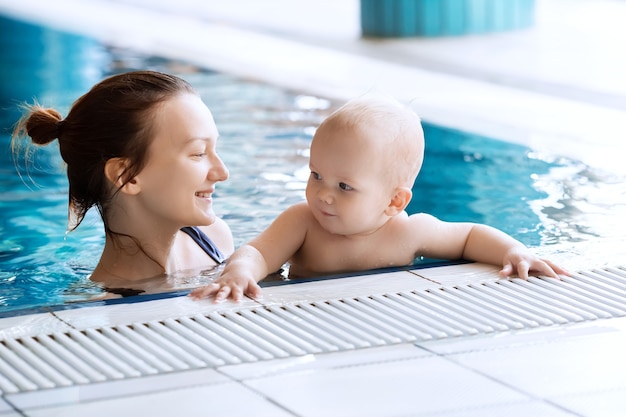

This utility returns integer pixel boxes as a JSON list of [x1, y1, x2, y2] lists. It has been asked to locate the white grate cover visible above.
[[1, 266, 625, 393]]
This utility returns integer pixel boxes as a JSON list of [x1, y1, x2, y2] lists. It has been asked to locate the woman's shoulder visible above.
[[196, 218, 234, 257]]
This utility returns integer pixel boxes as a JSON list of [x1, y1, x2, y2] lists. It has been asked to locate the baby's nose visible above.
[[318, 187, 334, 204]]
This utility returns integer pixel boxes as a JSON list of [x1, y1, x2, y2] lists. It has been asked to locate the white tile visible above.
[[0, 398, 19, 417], [411, 263, 503, 286], [418, 400, 577, 417], [447, 322, 626, 398], [54, 295, 259, 329], [0, 313, 69, 340], [259, 270, 438, 305], [220, 343, 430, 380], [420, 319, 623, 355], [552, 387, 626, 417], [8, 368, 229, 410], [25, 381, 292, 417], [598, 316, 626, 332], [245, 355, 527, 417]]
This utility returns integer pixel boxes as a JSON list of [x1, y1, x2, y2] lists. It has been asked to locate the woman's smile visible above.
[[195, 190, 213, 199], [194, 190, 214, 206]]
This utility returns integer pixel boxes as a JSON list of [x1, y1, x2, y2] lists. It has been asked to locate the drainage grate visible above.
[[1, 266, 625, 393]]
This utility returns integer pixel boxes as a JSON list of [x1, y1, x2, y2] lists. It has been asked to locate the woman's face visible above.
[[133, 93, 228, 229]]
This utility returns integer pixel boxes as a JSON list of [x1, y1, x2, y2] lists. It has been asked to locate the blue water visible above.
[[1, 17, 625, 314]]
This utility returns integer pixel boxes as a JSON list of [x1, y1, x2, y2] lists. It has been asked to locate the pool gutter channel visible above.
[[0, 265, 625, 394]]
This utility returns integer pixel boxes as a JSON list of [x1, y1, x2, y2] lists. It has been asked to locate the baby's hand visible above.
[[190, 273, 262, 303], [499, 247, 570, 280]]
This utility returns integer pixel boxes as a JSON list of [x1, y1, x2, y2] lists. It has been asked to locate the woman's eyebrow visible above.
[[184, 136, 216, 145]]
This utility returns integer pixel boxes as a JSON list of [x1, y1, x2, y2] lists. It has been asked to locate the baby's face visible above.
[[306, 125, 395, 236]]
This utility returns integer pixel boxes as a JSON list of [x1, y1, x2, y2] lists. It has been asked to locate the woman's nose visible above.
[[209, 154, 229, 182]]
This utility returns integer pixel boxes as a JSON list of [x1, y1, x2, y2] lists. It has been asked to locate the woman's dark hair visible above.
[[12, 70, 197, 232]]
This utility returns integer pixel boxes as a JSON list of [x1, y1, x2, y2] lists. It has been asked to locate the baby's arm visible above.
[[412, 214, 568, 279], [190, 203, 310, 302], [462, 224, 568, 279], [190, 244, 267, 302]]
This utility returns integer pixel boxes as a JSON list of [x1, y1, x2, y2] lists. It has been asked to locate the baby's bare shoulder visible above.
[[267, 202, 317, 236], [401, 212, 440, 229], [389, 212, 441, 245], [278, 201, 308, 216]]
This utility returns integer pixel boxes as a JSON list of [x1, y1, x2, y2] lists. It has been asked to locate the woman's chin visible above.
[[203, 211, 217, 225], [190, 210, 216, 227]]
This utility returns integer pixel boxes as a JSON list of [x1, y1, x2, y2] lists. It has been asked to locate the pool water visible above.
[[1, 20, 625, 314]]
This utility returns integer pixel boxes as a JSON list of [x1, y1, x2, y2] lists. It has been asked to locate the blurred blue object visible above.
[[360, 0, 535, 37]]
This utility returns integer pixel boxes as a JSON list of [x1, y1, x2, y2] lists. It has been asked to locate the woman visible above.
[[12, 70, 233, 295]]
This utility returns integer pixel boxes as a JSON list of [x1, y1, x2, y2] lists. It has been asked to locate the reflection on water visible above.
[[1, 19, 625, 313], [64, 264, 224, 302], [530, 157, 626, 244]]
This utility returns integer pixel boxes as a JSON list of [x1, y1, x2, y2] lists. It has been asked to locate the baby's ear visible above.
[[385, 187, 412, 216], [104, 157, 140, 195]]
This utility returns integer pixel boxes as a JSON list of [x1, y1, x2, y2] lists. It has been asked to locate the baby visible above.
[[191, 97, 567, 302]]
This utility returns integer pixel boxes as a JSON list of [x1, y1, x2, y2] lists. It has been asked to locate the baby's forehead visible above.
[[317, 98, 424, 148], [333, 102, 420, 130]]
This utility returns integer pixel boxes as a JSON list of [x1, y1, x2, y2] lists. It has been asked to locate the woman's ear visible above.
[[385, 187, 412, 216], [104, 158, 140, 195]]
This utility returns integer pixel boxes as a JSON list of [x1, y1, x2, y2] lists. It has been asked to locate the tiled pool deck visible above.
[[0, 0, 625, 415]]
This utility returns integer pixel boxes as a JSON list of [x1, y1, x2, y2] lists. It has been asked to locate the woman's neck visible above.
[[92, 229, 180, 282]]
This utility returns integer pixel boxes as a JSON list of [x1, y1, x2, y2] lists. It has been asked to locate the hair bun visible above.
[[25, 107, 64, 146]]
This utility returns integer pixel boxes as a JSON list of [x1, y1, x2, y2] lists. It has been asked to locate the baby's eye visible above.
[[311, 171, 321, 180], [339, 182, 353, 191]]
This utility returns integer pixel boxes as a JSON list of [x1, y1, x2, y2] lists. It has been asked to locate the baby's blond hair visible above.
[[319, 96, 424, 188]]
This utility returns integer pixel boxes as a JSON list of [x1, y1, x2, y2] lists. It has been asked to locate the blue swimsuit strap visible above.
[[180, 226, 226, 264]]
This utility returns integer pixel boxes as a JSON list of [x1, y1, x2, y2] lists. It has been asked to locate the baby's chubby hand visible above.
[[499, 247, 570, 280], [190, 273, 262, 303]]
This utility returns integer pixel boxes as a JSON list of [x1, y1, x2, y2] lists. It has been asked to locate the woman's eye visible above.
[[339, 182, 353, 191]]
